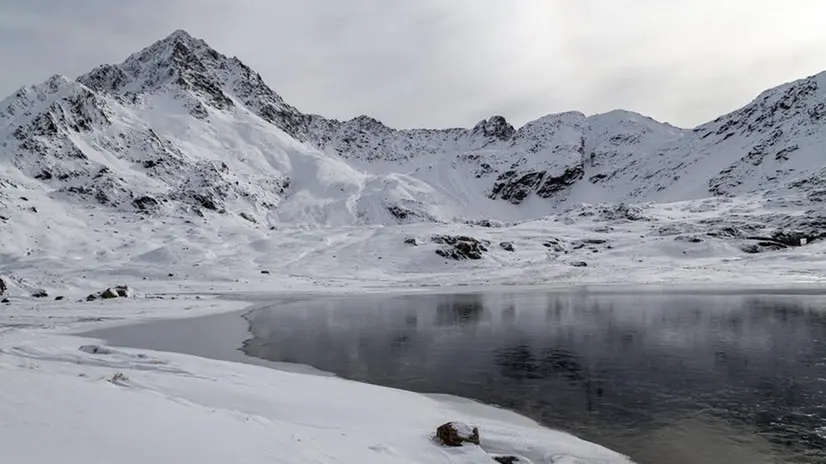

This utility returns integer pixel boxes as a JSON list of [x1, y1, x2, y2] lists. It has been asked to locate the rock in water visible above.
[[435, 421, 480, 447]]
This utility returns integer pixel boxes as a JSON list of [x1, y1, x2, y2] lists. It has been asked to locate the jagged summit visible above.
[[471, 116, 515, 140], [76, 29, 311, 138]]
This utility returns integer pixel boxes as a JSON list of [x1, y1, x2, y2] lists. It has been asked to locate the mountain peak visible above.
[[165, 29, 195, 42], [471, 115, 515, 140], [77, 29, 222, 95]]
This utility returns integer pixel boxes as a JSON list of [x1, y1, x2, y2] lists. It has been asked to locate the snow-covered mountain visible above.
[[2, 29, 824, 230], [2, 29, 826, 297]]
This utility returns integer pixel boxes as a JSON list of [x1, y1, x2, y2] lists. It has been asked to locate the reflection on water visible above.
[[244, 292, 826, 464]]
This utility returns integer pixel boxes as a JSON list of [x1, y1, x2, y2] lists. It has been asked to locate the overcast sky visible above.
[[2, 0, 826, 129]]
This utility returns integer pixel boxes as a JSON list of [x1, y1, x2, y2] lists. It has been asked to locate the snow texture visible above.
[[2, 29, 826, 464]]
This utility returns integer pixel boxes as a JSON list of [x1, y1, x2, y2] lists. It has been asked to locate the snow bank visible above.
[[0, 332, 631, 464]]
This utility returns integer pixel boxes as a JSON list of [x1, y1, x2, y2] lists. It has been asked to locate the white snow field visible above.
[[2, 29, 826, 463]]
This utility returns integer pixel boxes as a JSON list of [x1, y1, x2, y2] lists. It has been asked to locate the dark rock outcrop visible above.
[[490, 165, 584, 205], [435, 422, 480, 447], [471, 116, 515, 140], [542, 237, 566, 253], [87, 285, 132, 301], [100, 288, 119, 299], [32, 289, 48, 298], [239, 212, 257, 223], [133, 195, 160, 212], [493, 457, 520, 464], [432, 235, 490, 260], [499, 241, 515, 252]]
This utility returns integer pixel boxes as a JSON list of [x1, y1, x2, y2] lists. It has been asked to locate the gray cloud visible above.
[[2, 0, 826, 129]]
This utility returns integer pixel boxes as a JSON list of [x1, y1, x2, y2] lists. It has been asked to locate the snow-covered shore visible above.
[[0, 291, 635, 464]]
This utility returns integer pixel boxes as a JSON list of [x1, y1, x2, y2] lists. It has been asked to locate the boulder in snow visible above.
[[435, 421, 480, 447], [239, 212, 257, 223], [87, 285, 132, 301], [32, 289, 48, 298], [0, 277, 6, 295], [499, 241, 515, 252], [100, 288, 119, 299], [493, 457, 520, 464], [432, 235, 489, 260]]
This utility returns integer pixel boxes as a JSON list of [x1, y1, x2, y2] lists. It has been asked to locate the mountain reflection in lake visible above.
[[243, 292, 826, 464]]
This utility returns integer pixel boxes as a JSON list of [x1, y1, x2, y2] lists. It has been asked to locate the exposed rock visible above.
[[404, 237, 418, 246], [100, 288, 119, 299], [133, 195, 160, 212], [741, 242, 787, 254], [571, 238, 608, 250], [432, 235, 490, 260], [770, 230, 817, 247], [542, 238, 566, 253], [239, 212, 257, 223], [1, 298, 10, 304], [0, 277, 6, 295], [87, 285, 132, 301], [260, 270, 271, 274], [465, 218, 504, 228], [490, 165, 584, 205], [595, 203, 648, 222], [499, 241, 515, 252], [493, 457, 520, 464], [32, 289, 48, 298], [386, 204, 437, 224], [435, 421, 480, 447], [471, 115, 515, 140], [570, 261, 589, 267], [54, 296, 65, 301]]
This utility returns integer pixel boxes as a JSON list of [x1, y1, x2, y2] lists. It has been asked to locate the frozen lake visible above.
[[82, 290, 826, 464]]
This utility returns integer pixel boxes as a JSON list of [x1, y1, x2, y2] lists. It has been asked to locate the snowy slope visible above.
[[0, 29, 823, 289], [0, 29, 823, 294], [1, 29, 824, 233]]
